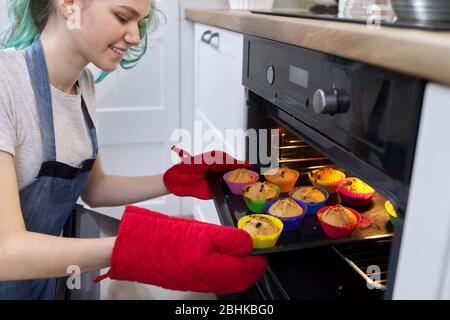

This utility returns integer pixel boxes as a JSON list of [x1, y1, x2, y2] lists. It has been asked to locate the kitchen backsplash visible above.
[[181, 0, 314, 9]]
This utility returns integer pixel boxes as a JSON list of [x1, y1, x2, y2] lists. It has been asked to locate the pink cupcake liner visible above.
[[336, 179, 375, 207], [317, 206, 362, 239]]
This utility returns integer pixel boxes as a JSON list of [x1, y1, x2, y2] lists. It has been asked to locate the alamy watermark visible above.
[[66, 265, 81, 290], [366, 265, 382, 290], [170, 121, 280, 171], [366, 4, 395, 30], [66, 5, 81, 30]]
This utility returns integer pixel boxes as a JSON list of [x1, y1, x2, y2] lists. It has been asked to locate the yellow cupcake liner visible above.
[[384, 201, 396, 216], [308, 169, 345, 194], [264, 169, 300, 193], [238, 214, 284, 249], [385, 200, 398, 226]]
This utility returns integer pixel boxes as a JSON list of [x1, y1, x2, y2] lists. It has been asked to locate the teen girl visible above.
[[0, 0, 266, 300]]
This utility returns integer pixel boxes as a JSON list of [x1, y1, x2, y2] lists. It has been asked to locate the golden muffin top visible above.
[[311, 168, 343, 182], [243, 182, 278, 201], [264, 167, 298, 182], [226, 168, 255, 183], [242, 215, 280, 237], [291, 186, 326, 203], [321, 205, 357, 227], [340, 178, 374, 194], [268, 198, 304, 218]]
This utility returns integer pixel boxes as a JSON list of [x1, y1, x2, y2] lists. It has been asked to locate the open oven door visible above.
[[54, 205, 119, 300]]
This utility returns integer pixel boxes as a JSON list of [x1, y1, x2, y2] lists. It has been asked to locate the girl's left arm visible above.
[[81, 153, 171, 208]]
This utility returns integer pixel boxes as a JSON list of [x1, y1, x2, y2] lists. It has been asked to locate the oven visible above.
[[207, 34, 440, 300]]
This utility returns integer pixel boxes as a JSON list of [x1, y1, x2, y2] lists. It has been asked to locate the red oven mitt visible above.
[[163, 145, 251, 200], [94, 206, 267, 294]]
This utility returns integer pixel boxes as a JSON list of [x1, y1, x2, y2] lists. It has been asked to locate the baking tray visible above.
[[207, 170, 394, 255]]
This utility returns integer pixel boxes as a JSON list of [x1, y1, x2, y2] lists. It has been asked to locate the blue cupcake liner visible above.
[[263, 197, 307, 232], [289, 186, 329, 216]]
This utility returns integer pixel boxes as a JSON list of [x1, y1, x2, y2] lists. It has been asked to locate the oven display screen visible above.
[[289, 65, 309, 88]]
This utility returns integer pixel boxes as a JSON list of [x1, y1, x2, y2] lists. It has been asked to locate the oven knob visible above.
[[267, 65, 275, 85], [313, 89, 350, 115]]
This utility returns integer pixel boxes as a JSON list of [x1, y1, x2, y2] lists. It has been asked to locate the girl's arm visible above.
[[81, 153, 171, 208], [1, 232, 115, 281], [0, 151, 114, 281]]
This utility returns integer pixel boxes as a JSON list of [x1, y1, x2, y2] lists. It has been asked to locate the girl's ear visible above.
[[57, 0, 77, 20]]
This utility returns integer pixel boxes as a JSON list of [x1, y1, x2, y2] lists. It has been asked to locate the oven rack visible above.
[[332, 239, 392, 291], [207, 170, 393, 255]]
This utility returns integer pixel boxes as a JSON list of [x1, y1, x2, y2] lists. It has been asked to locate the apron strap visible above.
[[25, 37, 57, 161], [25, 37, 99, 161], [79, 86, 99, 156]]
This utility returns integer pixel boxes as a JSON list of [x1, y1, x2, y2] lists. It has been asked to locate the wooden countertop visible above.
[[186, 8, 450, 86]]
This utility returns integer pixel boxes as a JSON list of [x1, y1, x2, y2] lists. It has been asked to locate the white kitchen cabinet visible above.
[[193, 23, 246, 224]]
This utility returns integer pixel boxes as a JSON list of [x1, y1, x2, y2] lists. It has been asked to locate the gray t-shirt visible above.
[[0, 48, 97, 190]]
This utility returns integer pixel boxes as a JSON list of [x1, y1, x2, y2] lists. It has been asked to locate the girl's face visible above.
[[71, 0, 152, 72]]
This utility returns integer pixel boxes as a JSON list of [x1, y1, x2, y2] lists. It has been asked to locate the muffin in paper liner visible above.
[[263, 198, 307, 232], [317, 205, 361, 239], [337, 178, 375, 207], [242, 183, 280, 214], [223, 169, 259, 195], [238, 214, 284, 249], [289, 186, 329, 216], [308, 169, 345, 194], [263, 167, 300, 193]]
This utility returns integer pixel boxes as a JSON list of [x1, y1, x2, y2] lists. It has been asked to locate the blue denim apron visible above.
[[0, 37, 98, 300]]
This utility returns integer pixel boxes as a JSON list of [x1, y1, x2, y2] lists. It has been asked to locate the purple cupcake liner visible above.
[[223, 170, 259, 195]]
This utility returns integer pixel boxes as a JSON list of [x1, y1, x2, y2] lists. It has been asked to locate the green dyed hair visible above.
[[0, 0, 161, 83]]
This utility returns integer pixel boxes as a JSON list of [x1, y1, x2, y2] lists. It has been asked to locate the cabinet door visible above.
[[195, 23, 246, 157], [193, 23, 246, 224]]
